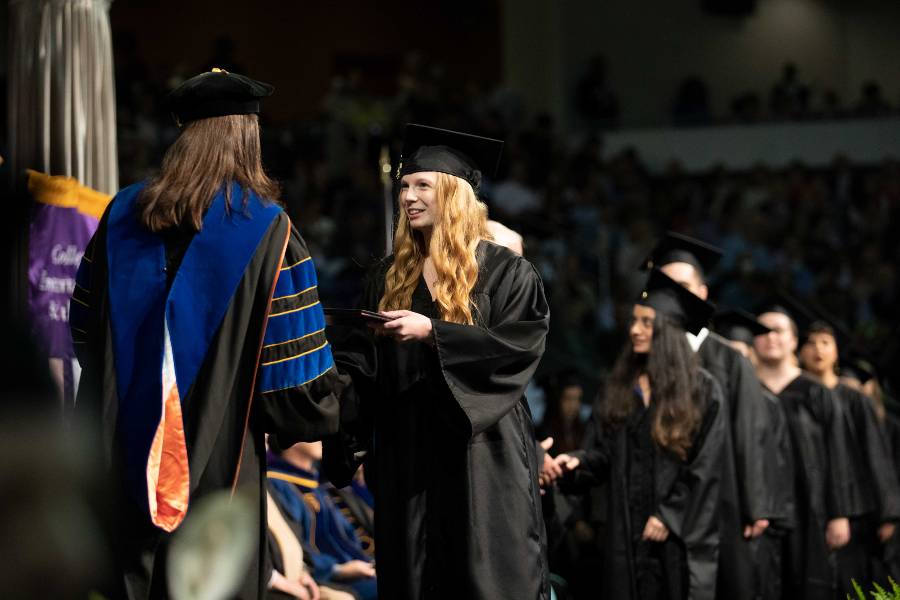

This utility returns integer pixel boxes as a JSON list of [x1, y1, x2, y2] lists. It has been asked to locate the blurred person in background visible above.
[[554, 269, 725, 600], [646, 232, 776, 600], [799, 320, 900, 590], [754, 302, 857, 599]]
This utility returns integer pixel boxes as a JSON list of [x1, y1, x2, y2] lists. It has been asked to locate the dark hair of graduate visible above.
[[601, 311, 701, 460], [138, 114, 281, 232]]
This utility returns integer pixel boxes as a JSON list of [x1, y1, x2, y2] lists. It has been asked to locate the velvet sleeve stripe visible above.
[[274, 256, 317, 300], [270, 287, 320, 316], [261, 328, 328, 364], [264, 297, 326, 346], [258, 342, 335, 394]]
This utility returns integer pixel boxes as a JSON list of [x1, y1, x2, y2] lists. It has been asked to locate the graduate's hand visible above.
[[553, 453, 581, 472], [826, 517, 851, 550], [269, 570, 311, 600], [378, 310, 433, 343], [642, 515, 670, 542], [879, 522, 897, 543], [743, 519, 770, 539], [333, 560, 376, 581], [538, 438, 562, 492], [299, 571, 320, 600]]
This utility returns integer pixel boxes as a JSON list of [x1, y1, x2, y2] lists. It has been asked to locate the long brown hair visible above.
[[602, 311, 701, 460], [138, 114, 280, 231], [379, 172, 490, 325]]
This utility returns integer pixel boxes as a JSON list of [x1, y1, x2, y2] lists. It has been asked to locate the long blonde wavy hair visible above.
[[379, 172, 490, 324]]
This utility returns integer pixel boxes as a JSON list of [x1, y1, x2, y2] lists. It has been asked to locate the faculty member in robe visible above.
[[323, 124, 550, 599], [71, 70, 343, 599]]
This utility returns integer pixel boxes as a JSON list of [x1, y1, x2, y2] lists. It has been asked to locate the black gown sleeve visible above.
[[430, 256, 549, 437], [727, 349, 773, 522], [822, 384, 858, 519], [256, 216, 343, 448], [321, 263, 384, 487], [851, 389, 900, 522]]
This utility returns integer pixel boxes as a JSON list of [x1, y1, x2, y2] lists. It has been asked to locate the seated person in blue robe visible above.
[[267, 441, 377, 600]]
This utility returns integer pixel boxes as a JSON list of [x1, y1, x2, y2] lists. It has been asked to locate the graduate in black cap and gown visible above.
[[555, 269, 726, 600], [322, 124, 550, 599], [713, 309, 796, 599], [71, 70, 343, 599], [753, 300, 856, 599], [643, 233, 777, 600], [799, 319, 900, 590]]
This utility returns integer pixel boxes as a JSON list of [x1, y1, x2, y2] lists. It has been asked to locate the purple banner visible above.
[[28, 202, 98, 359]]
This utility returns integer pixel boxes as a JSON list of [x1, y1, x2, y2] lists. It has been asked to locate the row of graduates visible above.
[[540, 232, 900, 600]]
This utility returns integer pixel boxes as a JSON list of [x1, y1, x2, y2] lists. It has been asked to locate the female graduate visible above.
[[323, 124, 551, 600], [799, 320, 900, 588], [555, 269, 725, 600]]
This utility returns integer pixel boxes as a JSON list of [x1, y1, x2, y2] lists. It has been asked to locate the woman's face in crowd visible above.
[[630, 304, 655, 355], [559, 385, 583, 423], [754, 312, 798, 363], [399, 172, 439, 231], [800, 332, 838, 375]]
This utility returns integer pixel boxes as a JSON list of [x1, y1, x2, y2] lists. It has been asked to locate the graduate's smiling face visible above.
[[800, 331, 838, 375], [399, 172, 439, 231], [630, 304, 655, 354], [754, 312, 798, 364]]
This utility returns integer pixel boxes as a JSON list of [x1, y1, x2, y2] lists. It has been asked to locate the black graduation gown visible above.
[[71, 191, 343, 600], [770, 374, 853, 600], [696, 333, 774, 600], [881, 410, 900, 580], [754, 386, 796, 600], [323, 240, 551, 600], [572, 368, 726, 600], [831, 383, 900, 592]]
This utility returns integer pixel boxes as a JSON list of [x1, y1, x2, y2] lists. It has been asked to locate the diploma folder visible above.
[[323, 308, 393, 325]]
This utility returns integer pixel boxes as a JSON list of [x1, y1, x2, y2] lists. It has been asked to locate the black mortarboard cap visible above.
[[755, 291, 818, 340], [641, 232, 723, 277], [397, 124, 504, 195], [841, 352, 878, 385], [165, 68, 274, 126], [713, 308, 772, 345], [638, 268, 716, 335]]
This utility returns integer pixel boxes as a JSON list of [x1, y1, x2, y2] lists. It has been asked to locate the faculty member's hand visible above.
[[333, 560, 376, 581], [299, 572, 320, 600], [642, 515, 670, 542], [378, 310, 433, 343], [826, 517, 851, 550], [743, 519, 770, 539]]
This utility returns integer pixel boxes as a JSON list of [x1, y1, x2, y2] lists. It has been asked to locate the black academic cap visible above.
[[713, 308, 772, 345], [641, 232, 723, 277], [841, 352, 878, 385], [755, 291, 817, 339], [638, 268, 716, 335], [397, 124, 504, 195], [165, 68, 274, 126]]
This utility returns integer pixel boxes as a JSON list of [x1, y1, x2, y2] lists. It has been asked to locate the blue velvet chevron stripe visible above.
[[106, 181, 281, 520], [259, 253, 333, 394], [273, 257, 317, 300]]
